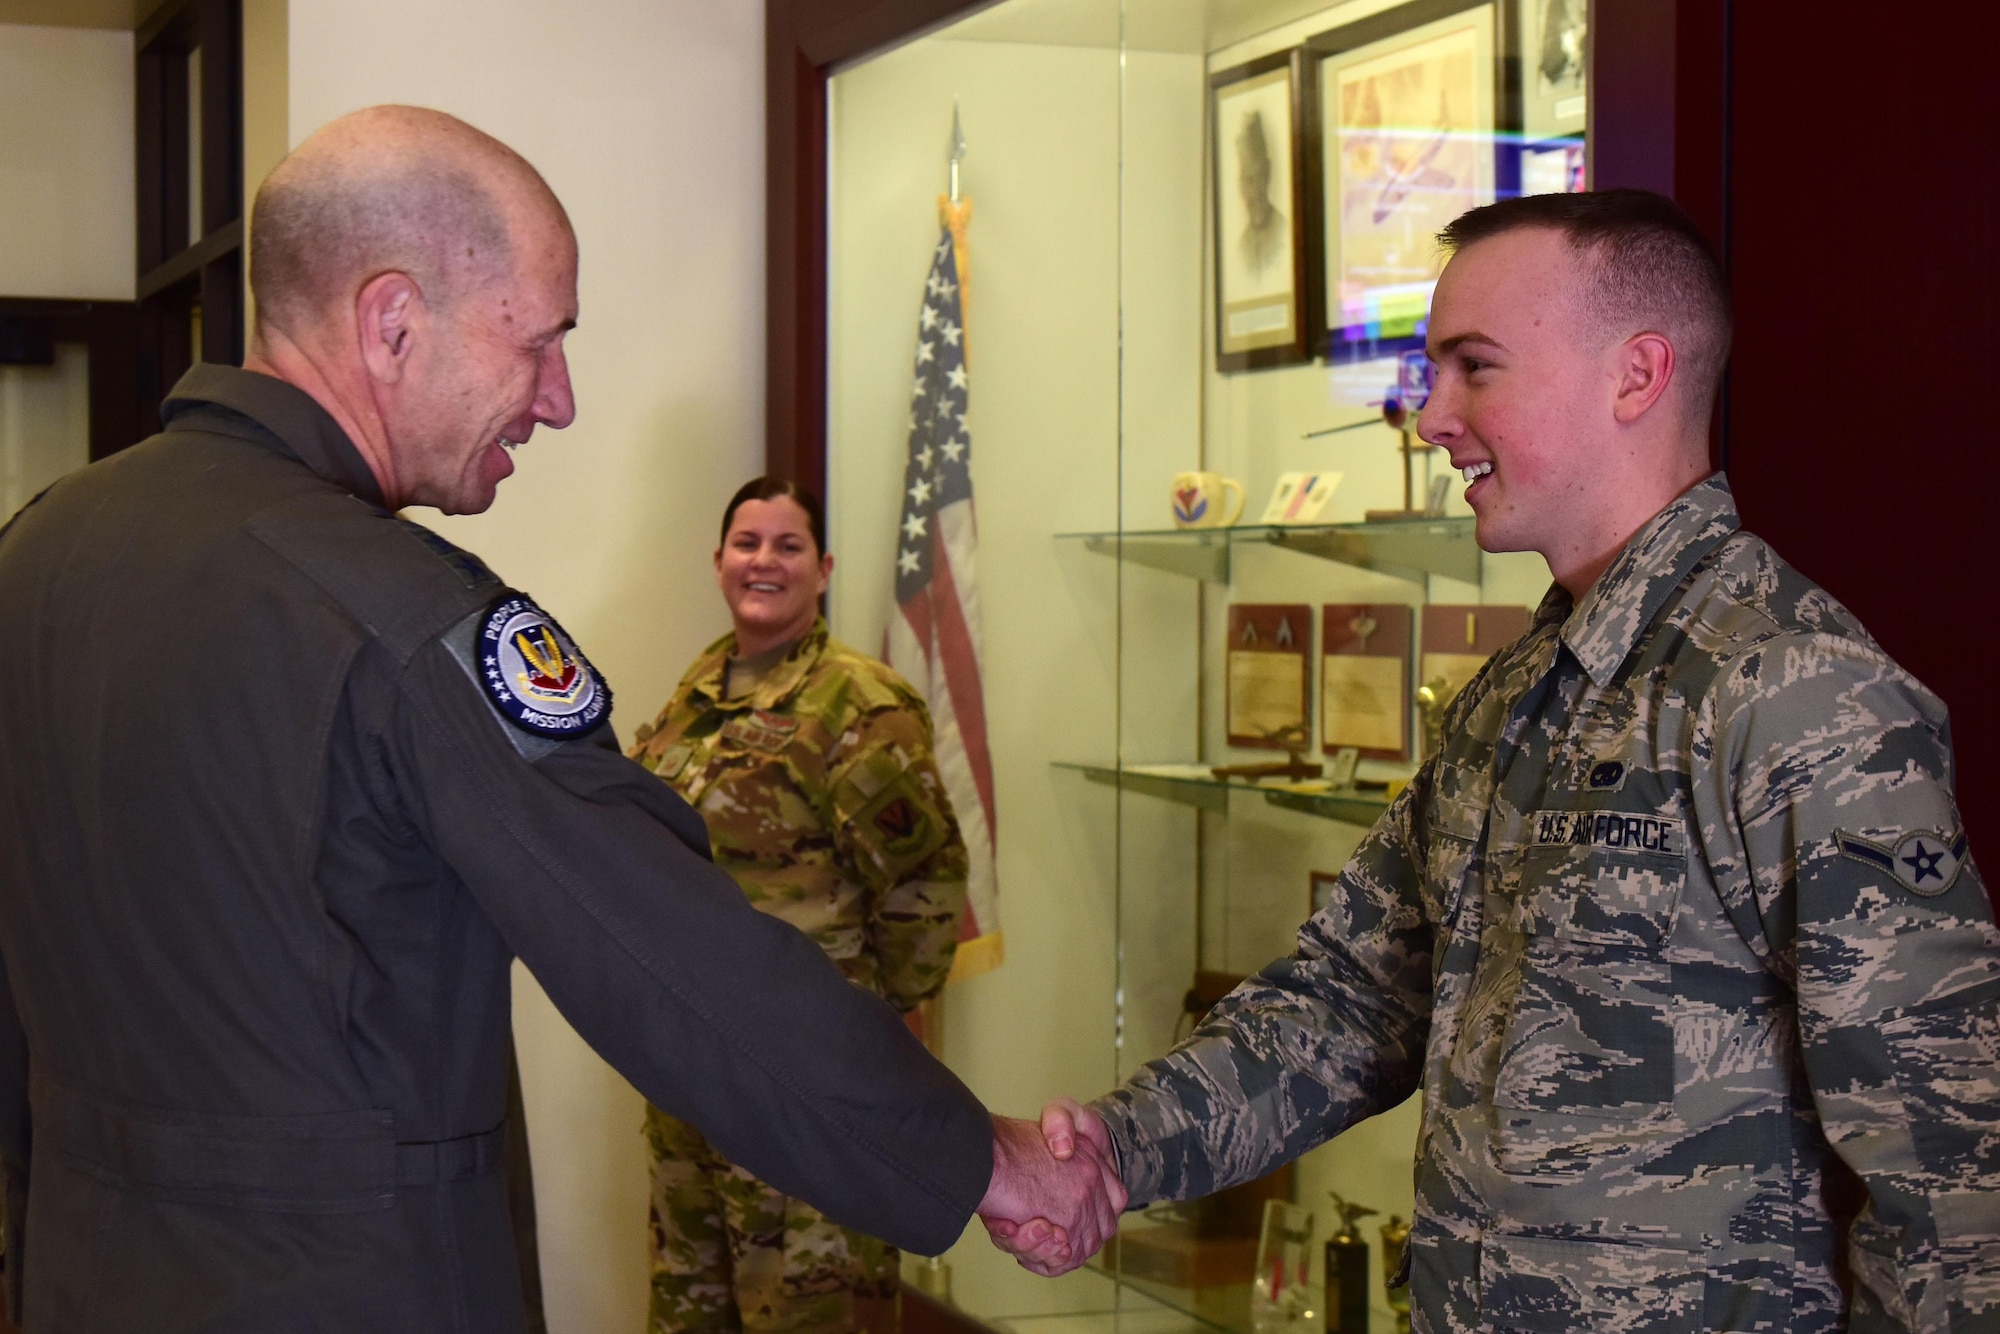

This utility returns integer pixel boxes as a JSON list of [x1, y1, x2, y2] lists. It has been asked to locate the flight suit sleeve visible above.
[[825, 700, 969, 1012], [385, 634, 993, 1256], [0, 949, 24, 1324], [1088, 769, 1437, 1206], [1694, 630, 2000, 1333]]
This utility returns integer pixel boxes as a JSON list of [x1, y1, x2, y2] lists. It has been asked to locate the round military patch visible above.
[[476, 594, 611, 739]]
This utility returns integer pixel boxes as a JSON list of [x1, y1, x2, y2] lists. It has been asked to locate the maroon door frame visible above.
[[765, 0, 980, 508], [769, 0, 2000, 862]]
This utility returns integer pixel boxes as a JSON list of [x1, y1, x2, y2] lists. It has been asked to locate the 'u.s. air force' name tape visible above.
[[476, 594, 611, 740], [1836, 827, 1968, 897], [1533, 809, 1685, 857]]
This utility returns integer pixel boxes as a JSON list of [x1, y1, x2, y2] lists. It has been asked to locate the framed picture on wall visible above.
[[1307, 0, 1500, 357], [1211, 49, 1312, 372], [1520, 0, 1587, 143]]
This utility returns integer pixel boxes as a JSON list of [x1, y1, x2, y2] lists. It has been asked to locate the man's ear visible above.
[[356, 271, 424, 385], [1611, 331, 1676, 425]]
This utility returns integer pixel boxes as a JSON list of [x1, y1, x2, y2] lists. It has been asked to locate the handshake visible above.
[[975, 1099, 1124, 1276]]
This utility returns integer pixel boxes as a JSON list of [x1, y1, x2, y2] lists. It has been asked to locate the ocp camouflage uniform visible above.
[[630, 619, 968, 1332], [1093, 476, 2000, 1333]]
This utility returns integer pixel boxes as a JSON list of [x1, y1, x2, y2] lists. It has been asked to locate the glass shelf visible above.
[[1053, 761, 1396, 829], [1056, 516, 1480, 584]]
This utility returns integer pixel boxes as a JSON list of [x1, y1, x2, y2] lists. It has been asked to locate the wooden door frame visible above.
[[764, 0, 985, 506]]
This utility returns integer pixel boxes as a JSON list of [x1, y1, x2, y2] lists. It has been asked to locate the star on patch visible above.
[[1837, 826, 1970, 898]]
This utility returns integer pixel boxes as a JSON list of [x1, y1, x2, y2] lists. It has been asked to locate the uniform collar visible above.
[[688, 619, 831, 712], [1559, 473, 1741, 688], [160, 364, 386, 508]]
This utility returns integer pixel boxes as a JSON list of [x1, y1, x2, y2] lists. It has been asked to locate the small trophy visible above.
[[1322, 1192, 1377, 1334], [1251, 1199, 1318, 1332], [1415, 676, 1452, 760], [1380, 1214, 1412, 1334]]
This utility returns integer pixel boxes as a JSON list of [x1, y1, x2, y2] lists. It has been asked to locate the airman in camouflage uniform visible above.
[[1089, 476, 2000, 1332], [630, 617, 968, 1332]]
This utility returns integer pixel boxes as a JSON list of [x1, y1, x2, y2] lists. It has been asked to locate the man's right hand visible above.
[[977, 1112, 1126, 1277]]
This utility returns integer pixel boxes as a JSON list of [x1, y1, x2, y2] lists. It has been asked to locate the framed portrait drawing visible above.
[[1520, 0, 1587, 143], [1211, 49, 1311, 371], [1308, 0, 1499, 357]]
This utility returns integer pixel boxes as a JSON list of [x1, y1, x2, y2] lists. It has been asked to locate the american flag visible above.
[[885, 206, 1001, 978]]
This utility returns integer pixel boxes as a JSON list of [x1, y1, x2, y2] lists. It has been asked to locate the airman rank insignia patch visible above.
[[1837, 827, 1969, 897], [477, 594, 611, 739]]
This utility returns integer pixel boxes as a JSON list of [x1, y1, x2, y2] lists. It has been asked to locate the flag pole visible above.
[[940, 102, 971, 365]]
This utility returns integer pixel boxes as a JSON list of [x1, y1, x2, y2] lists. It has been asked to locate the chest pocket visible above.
[[1492, 832, 1685, 1122], [1422, 765, 1490, 937]]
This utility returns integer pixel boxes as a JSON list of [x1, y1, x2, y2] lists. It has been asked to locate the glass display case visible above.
[[824, 2, 1587, 1329]]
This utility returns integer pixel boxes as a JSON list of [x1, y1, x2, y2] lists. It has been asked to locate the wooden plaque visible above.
[[1321, 603, 1413, 760], [1226, 603, 1312, 750], [1419, 603, 1532, 709]]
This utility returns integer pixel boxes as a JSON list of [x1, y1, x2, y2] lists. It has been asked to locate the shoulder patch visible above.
[[475, 594, 612, 739], [1837, 828, 1969, 897]]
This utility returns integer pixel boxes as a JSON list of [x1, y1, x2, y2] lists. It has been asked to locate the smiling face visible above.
[[389, 212, 578, 515], [1417, 226, 1621, 574], [715, 497, 833, 652]]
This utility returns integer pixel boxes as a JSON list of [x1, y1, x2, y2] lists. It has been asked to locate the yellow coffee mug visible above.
[[1171, 471, 1245, 529]]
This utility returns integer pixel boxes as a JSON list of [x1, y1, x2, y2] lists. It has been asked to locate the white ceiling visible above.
[[939, 0, 1373, 55], [0, 0, 153, 30]]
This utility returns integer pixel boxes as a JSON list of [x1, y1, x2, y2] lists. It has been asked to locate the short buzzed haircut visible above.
[[1439, 189, 1732, 419], [246, 107, 573, 339]]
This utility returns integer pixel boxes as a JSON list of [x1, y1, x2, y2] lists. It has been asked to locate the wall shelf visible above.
[[1057, 516, 1479, 584], [1054, 761, 1393, 828]]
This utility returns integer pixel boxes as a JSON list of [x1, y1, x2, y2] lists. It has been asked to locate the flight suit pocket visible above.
[[1492, 842, 1683, 1122], [1479, 1232, 1703, 1334]]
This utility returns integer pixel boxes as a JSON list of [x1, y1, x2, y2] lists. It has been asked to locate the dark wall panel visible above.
[[1724, 2, 1999, 853]]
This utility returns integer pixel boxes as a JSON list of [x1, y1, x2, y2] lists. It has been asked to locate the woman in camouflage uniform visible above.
[[628, 477, 969, 1334]]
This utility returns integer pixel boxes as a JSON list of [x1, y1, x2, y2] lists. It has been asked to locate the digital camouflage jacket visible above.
[[631, 621, 968, 1011], [1094, 476, 2000, 1333]]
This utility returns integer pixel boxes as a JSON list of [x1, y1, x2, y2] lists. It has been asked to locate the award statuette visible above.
[[1322, 1193, 1378, 1334], [1380, 1214, 1413, 1334]]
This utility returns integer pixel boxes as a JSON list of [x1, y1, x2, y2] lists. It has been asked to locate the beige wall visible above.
[[240, 0, 286, 333], [0, 23, 133, 300], [284, 3, 766, 1329]]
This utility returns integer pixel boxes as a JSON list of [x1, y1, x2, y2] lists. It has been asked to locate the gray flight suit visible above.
[[1093, 476, 2000, 1333], [0, 365, 991, 1331]]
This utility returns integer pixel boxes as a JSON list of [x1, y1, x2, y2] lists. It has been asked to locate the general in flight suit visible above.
[[0, 365, 992, 1331]]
